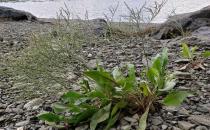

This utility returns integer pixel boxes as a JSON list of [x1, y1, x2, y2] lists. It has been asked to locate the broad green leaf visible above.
[[90, 103, 111, 130], [159, 79, 176, 92], [146, 68, 158, 86], [111, 101, 127, 117], [163, 91, 190, 106], [181, 43, 192, 59], [161, 48, 169, 70], [202, 51, 210, 58], [38, 112, 61, 123], [138, 104, 150, 130], [62, 91, 83, 103], [87, 90, 107, 99], [85, 70, 117, 96], [152, 55, 162, 73], [126, 64, 137, 89], [112, 67, 125, 83], [52, 103, 68, 113], [67, 108, 97, 125], [105, 112, 120, 130], [191, 46, 198, 55]]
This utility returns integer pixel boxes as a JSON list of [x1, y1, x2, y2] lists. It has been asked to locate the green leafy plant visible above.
[[180, 42, 210, 70], [38, 48, 190, 130]]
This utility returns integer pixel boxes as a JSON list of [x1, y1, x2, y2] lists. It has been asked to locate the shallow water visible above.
[[0, 0, 210, 23]]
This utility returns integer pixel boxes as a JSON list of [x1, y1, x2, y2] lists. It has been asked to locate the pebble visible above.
[[24, 98, 43, 110], [15, 120, 29, 127], [188, 115, 210, 126], [151, 116, 163, 126], [161, 125, 168, 130], [75, 125, 89, 130], [195, 126, 208, 130], [197, 104, 210, 113], [178, 121, 195, 130], [123, 116, 137, 123]]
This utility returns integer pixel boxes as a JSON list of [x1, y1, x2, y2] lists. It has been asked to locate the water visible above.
[[0, 0, 210, 23]]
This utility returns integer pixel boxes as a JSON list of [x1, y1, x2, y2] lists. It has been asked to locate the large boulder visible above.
[[0, 6, 37, 21], [152, 5, 210, 39]]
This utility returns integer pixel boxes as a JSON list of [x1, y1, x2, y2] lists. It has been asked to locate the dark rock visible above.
[[0, 6, 37, 21], [85, 18, 109, 37], [152, 5, 210, 39]]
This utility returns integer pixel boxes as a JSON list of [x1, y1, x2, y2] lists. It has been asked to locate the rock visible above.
[[17, 127, 24, 130], [150, 125, 160, 130], [0, 116, 6, 122], [0, 6, 37, 21], [24, 98, 43, 110], [121, 125, 131, 130], [87, 53, 93, 58], [151, 116, 163, 126], [161, 125, 168, 130], [178, 121, 195, 130], [66, 71, 77, 81], [90, 19, 109, 37], [15, 120, 29, 127], [86, 59, 103, 69], [123, 116, 137, 123], [152, 5, 210, 39], [192, 26, 210, 39], [195, 126, 208, 130], [188, 115, 210, 126], [178, 107, 190, 115], [75, 125, 89, 130], [82, 18, 108, 37], [197, 104, 210, 113], [172, 126, 181, 130]]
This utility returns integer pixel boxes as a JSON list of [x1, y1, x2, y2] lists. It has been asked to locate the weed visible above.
[[38, 48, 190, 130], [179, 42, 210, 70]]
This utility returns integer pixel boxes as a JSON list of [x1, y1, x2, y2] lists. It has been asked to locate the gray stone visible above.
[[75, 125, 89, 130], [17, 127, 24, 130], [151, 116, 163, 126], [178, 121, 195, 130], [195, 126, 208, 130], [197, 104, 210, 113], [86, 59, 103, 69], [161, 125, 168, 130], [152, 5, 210, 39], [15, 120, 29, 127], [24, 98, 43, 110], [123, 116, 137, 123], [172, 127, 181, 130], [188, 115, 210, 126], [121, 125, 131, 130], [150, 125, 160, 130], [0, 6, 37, 21]]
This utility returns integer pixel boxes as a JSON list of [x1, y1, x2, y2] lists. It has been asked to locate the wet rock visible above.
[[24, 98, 43, 110], [178, 121, 195, 130], [0, 6, 37, 21]]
